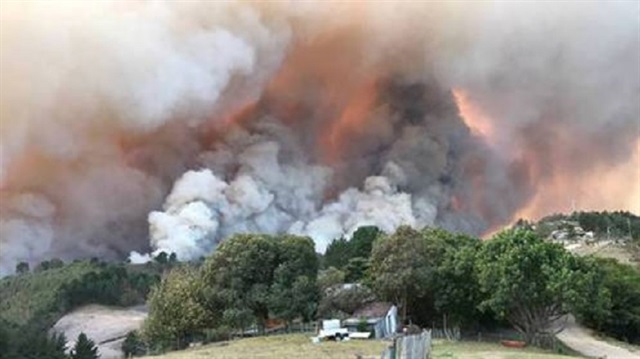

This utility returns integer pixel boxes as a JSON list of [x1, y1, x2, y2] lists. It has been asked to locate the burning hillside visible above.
[[1, 1, 639, 273]]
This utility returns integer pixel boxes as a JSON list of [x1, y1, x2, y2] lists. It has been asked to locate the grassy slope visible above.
[[145, 335, 579, 359], [0, 261, 97, 326]]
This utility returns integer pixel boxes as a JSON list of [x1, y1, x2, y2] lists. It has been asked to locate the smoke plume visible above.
[[1, 1, 638, 273]]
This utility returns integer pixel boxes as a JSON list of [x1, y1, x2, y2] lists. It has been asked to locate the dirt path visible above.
[[52, 304, 148, 359], [556, 316, 638, 359]]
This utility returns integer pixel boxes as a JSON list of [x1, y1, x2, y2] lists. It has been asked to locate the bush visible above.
[[122, 330, 146, 358], [575, 258, 640, 344]]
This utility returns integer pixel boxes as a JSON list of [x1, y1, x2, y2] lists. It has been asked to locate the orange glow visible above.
[[322, 79, 379, 164], [452, 89, 496, 141], [506, 138, 640, 231]]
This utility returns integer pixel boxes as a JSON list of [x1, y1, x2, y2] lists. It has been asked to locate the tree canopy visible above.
[[368, 226, 431, 321], [70, 333, 99, 359], [144, 266, 211, 350], [476, 229, 593, 344]]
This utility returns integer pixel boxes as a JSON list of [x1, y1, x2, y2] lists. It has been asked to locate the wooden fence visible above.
[[381, 330, 432, 359]]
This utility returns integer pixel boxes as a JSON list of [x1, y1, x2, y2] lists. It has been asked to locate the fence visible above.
[[381, 330, 432, 359], [429, 327, 460, 341]]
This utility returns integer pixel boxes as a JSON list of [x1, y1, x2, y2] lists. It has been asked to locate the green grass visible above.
[[0, 261, 97, 326], [142, 335, 581, 359], [431, 340, 580, 359]]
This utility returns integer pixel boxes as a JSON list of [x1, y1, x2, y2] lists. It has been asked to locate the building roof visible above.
[[352, 302, 394, 319]]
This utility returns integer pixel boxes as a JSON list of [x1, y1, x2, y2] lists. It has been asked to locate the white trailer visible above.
[[318, 319, 349, 340]]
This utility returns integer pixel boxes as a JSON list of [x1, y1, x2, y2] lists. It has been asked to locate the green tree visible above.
[[324, 238, 351, 270], [15, 262, 29, 275], [575, 258, 640, 344], [268, 235, 319, 324], [35, 260, 51, 272], [154, 252, 168, 265], [70, 332, 99, 359], [433, 235, 485, 327], [349, 226, 381, 259], [202, 234, 280, 331], [144, 266, 211, 350], [49, 258, 65, 269], [476, 229, 591, 345], [121, 330, 146, 358], [324, 226, 381, 270], [368, 226, 431, 322], [0, 324, 69, 359], [317, 267, 346, 292], [344, 257, 369, 282]]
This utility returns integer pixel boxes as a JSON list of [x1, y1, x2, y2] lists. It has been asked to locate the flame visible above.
[[454, 88, 640, 235], [323, 79, 379, 164], [452, 89, 496, 141]]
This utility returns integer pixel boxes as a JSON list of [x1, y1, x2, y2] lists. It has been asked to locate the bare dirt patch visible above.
[[52, 304, 147, 359]]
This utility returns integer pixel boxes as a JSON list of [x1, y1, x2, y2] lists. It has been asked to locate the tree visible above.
[[575, 258, 640, 344], [35, 260, 51, 272], [433, 235, 485, 328], [349, 226, 382, 259], [323, 226, 381, 270], [0, 323, 69, 359], [324, 238, 351, 270], [202, 234, 280, 331], [144, 266, 211, 350], [203, 234, 320, 330], [70, 332, 99, 359], [476, 229, 591, 345], [344, 257, 369, 283], [49, 258, 65, 269], [317, 267, 346, 293], [154, 252, 168, 265], [121, 330, 146, 358], [15, 262, 29, 275], [368, 226, 431, 322], [268, 235, 319, 324]]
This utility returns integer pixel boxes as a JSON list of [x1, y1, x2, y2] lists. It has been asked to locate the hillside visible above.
[[0, 261, 97, 326], [517, 211, 640, 268], [0, 260, 160, 329]]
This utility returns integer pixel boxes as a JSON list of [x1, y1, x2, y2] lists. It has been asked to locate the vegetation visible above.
[[144, 266, 211, 351], [0, 321, 69, 359], [136, 334, 580, 359], [122, 331, 147, 358], [0, 259, 161, 358], [70, 333, 99, 359], [143, 233, 320, 351], [3, 211, 639, 357], [537, 210, 640, 241], [475, 229, 594, 345], [574, 257, 640, 344], [323, 225, 381, 282], [368, 226, 432, 322], [369, 226, 485, 327]]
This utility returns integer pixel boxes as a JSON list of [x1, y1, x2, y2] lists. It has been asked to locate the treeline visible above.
[[538, 210, 640, 240], [138, 225, 640, 356], [0, 326, 100, 359]]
